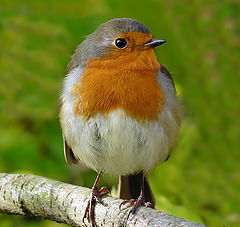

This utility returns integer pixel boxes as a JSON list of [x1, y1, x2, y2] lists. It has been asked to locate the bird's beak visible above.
[[142, 39, 166, 48]]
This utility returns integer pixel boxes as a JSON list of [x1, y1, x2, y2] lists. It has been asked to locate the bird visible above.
[[60, 18, 181, 226]]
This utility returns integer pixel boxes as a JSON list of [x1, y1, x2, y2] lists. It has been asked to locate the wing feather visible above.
[[63, 136, 78, 165], [158, 64, 176, 93]]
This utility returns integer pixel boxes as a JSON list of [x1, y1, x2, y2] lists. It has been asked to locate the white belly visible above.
[[61, 107, 179, 175]]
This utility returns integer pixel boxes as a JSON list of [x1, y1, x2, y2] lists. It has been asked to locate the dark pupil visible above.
[[115, 38, 127, 48]]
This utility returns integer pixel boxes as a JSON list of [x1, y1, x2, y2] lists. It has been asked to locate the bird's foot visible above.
[[119, 195, 154, 220], [83, 186, 110, 227]]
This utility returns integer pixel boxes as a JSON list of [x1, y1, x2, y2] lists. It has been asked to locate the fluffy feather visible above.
[[60, 64, 181, 175]]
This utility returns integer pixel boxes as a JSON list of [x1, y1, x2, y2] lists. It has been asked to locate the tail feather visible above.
[[119, 172, 156, 207]]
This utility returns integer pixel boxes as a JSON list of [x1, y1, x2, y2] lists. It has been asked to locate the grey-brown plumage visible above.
[[63, 137, 78, 164]]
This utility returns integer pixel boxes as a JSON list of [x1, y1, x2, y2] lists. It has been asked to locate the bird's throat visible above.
[[72, 49, 165, 121]]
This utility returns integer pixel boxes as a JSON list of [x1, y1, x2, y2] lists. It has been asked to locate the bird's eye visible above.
[[115, 38, 127, 49]]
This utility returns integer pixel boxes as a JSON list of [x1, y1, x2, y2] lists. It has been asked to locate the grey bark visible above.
[[0, 173, 206, 227]]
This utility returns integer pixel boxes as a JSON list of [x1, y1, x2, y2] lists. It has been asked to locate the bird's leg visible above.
[[83, 170, 110, 227], [119, 174, 154, 217]]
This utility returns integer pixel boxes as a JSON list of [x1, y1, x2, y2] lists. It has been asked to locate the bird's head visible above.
[[69, 18, 166, 71]]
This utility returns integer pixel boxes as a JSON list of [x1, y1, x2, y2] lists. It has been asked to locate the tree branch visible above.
[[0, 173, 205, 227]]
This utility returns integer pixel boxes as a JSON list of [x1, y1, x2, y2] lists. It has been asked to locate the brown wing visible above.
[[158, 64, 182, 151], [159, 64, 176, 93], [63, 136, 78, 165]]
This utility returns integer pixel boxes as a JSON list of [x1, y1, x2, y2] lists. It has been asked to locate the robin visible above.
[[60, 18, 181, 226]]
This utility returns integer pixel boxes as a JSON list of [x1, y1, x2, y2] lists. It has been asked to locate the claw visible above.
[[144, 201, 154, 208], [82, 200, 90, 224], [99, 187, 111, 196], [119, 199, 136, 210]]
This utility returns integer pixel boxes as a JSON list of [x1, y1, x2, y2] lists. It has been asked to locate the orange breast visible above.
[[72, 32, 165, 121]]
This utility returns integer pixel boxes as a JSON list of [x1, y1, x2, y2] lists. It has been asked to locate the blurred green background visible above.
[[0, 0, 240, 226]]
